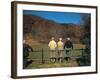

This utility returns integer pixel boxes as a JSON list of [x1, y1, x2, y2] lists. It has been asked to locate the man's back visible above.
[[64, 40, 73, 49], [48, 40, 57, 50], [57, 41, 63, 50]]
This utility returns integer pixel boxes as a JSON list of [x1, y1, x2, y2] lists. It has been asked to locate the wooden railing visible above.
[[30, 48, 85, 64]]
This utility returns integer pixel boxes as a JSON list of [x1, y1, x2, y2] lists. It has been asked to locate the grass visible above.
[[26, 58, 78, 69], [25, 43, 85, 69]]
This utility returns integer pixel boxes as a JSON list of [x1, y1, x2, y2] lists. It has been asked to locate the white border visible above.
[[17, 3, 96, 76]]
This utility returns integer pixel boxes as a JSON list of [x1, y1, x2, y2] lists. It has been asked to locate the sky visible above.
[[23, 10, 89, 25]]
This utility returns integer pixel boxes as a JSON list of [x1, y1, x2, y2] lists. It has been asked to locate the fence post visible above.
[[41, 48, 45, 64]]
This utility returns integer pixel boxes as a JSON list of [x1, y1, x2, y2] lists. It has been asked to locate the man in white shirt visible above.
[[48, 37, 57, 63], [57, 38, 64, 62]]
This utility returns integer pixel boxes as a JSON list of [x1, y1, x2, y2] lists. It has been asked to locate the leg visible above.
[[58, 50, 63, 63], [49, 50, 53, 58], [65, 50, 69, 61], [53, 50, 56, 62], [68, 49, 73, 60], [50, 50, 56, 63]]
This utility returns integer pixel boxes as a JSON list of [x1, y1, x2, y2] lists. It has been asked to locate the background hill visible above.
[[23, 14, 83, 44]]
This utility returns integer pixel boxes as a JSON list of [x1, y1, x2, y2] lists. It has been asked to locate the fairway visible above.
[[25, 43, 85, 69]]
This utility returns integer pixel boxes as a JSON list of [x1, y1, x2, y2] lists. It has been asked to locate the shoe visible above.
[[50, 57, 56, 63]]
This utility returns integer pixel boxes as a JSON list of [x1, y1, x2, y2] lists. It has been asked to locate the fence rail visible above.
[[29, 48, 85, 64]]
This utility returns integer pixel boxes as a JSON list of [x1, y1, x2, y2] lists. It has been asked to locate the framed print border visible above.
[[11, 1, 98, 78]]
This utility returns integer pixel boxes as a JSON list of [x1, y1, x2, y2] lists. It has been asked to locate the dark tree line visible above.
[[77, 14, 91, 66]]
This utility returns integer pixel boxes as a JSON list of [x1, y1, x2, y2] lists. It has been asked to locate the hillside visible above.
[[23, 14, 83, 43]]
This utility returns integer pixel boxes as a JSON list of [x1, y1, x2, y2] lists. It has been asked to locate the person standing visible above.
[[64, 37, 73, 62], [48, 37, 57, 63], [57, 38, 64, 63]]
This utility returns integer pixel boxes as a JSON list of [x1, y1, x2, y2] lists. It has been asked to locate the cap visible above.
[[59, 38, 62, 41], [51, 37, 54, 40], [67, 37, 70, 40]]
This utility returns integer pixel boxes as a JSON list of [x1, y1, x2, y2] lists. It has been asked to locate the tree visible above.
[[77, 14, 91, 66]]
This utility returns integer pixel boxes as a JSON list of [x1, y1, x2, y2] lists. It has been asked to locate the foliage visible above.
[[77, 14, 91, 66]]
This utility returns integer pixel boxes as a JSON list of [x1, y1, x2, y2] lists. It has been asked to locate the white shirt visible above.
[[48, 40, 57, 50], [57, 41, 64, 50]]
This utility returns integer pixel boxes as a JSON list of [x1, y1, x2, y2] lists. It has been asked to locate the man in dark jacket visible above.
[[23, 40, 33, 69], [64, 38, 73, 61]]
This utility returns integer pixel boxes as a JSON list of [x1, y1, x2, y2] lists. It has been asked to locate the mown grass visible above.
[[25, 43, 85, 69], [26, 59, 78, 69]]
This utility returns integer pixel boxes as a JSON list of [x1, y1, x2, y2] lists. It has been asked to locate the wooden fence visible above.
[[29, 48, 85, 64]]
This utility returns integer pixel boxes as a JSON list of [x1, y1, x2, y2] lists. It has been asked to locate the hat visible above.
[[67, 37, 70, 40], [51, 37, 54, 40], [59, 38, 62, 41]]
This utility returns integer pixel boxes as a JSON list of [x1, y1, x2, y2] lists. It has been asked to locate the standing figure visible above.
[[48, 37, 57, 63], [57, 38, 64, 63], [23, 40, 33, 68], [64, 38, 73, 62]]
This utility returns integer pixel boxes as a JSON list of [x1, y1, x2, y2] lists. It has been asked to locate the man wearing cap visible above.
[[57, 38, 64, 62], [48, 37, 57, 63], [64, 37, 73, 62]]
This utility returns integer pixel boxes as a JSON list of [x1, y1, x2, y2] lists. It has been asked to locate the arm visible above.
[[48, 42, 51, 47], [54, 42, 57, 48], [64, 42, 66, 49]]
